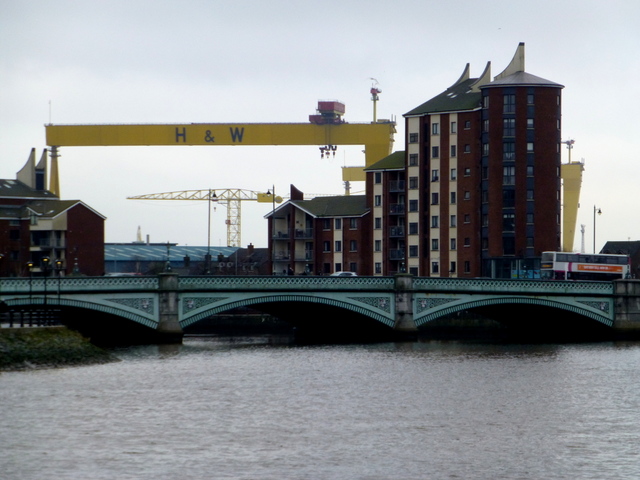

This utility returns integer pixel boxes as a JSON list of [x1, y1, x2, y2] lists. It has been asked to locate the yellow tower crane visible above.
[[127, 189, 282, 248]]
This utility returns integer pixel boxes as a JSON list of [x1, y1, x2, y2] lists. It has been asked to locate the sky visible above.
[[2, 0, 639, 252]]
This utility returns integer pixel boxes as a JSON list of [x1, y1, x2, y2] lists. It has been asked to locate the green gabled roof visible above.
[[0, 179, 58, 200], [291, 195, 368, 218], [364, 151, 405, 171], [26, 199, 107, 219], [404, 78, 482, 116]]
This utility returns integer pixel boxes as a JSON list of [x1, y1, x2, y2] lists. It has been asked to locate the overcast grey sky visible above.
[[2, 0, 639, 251]]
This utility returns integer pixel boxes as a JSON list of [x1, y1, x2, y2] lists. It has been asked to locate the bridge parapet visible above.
[[0, 276, 159, 295], [413, 278, 614, 295], [177, 275, 396, 292]]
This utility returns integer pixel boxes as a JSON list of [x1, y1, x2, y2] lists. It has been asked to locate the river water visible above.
[[2, 335, 640, 479]]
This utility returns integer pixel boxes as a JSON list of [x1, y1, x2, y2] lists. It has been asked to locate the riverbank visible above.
[[0, 327, 118, 371]]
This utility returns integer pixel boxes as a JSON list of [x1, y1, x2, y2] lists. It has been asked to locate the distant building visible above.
[[601, 241, 640, 278], [105, 242, 269, 275], [367, 43, 563, 278], [265, 185, 371, 275], [0, 149, 105, 277]]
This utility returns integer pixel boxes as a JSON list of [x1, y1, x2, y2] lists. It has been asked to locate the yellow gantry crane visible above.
[[127, 188, 282, 247]]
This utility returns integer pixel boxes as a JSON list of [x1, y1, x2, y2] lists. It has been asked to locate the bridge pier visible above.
[[613, 280, 640, 336], [157, 273, 184, 343], [394, 274, 418, 333]]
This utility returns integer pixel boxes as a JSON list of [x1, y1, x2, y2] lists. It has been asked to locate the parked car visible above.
[[330, 271, 358, 277]]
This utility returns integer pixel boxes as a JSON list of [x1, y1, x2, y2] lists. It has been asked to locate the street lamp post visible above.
[[593, 205, 602, 254], [205, 189, 218, 274], [267, 185, 275, 274]]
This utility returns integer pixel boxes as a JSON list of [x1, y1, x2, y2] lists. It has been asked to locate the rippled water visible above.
[[2, 336, 640, 479]]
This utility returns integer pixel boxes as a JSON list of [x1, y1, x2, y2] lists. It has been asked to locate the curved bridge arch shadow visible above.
[[4, 297, 157, 329], [416, 296, 612, 328], [181, 294, 395, 330]]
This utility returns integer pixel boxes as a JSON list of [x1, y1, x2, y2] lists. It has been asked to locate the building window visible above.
[[450, 168, 457, 180], [503, 166, 515, 185], [450, 238, 457, 250], [335, 240, 342, 252], [450, 215, 457, 227], [503, 189, 515, 207], [323, 219, 331, 230], [431, 192, 439, 205], [483, 96, 489, 109], [323, 241, 331, 252], [374, 172, 382, 184], [409, 177, 419, 189], [482, 214, 488, 227], [450, 192, 456, 204], [482, 190, 488, 203], [432, 146, 439, 158], [409, 200, 418, 212], [464, 144, 470, 153], [527, 142, 534, 152], [409, 222, 418, 235], [349, 262, 357, 273], [374, 240, 381, 252], [375, 217, 381, 229], [483, 119, 489, 132], [335, 218, 342, 230], [451, 121, 457, 133], [464, 191, 470, 200], [464, 261, 470, 273], [504, 94, 516, 113], [527, 94, 534, 104], [503, 118, 515, 137], [451, 145, 457, 157], [503, 213, 515, 232], [431, 239, 439, 250], [375, 262, 382, 274], [432, 261, 439, 274], [9, 229, 20, 240], [464, 214, 470, 224], [409, 133, 419, 143], [527, 165, 534, 176], [374, 195, 381, 207], [503, 142, 515, 160], [527, 189, 534, 200], [335, 262, 342, 272], [503, 237, 515, 255], [464, 120, 471, 129], [527, 213, 534, 224], [432, 123, 440, 135], [482, 238, 488, 249], [450, 261, 456, 273], [350, 218, 358, 229], [482, 143, 489, 156], [350, 240, 357, 252], [431, 169, 439, 182], [464, 237, 470, 247], [526, 237, 534, 247], [527, 118, 534, 129], [431, 216, 439, 228], [410, 245, 418, 257], [464, 168, 471, 177], [409, 154, 418, 166]]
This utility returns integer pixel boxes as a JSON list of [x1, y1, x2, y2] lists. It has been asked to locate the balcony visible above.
[[389, 204, 405, 215], [389, 226, 405, 237], [389, 249, 405, 260], [389, 180, 405, 192], [294, 228, 313, 239]]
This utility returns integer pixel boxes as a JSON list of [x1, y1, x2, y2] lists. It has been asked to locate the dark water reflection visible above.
[[2, 336, 640, 479]]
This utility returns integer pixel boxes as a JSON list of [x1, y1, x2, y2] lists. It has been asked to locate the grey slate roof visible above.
[[0, 179, 58, 200], [404, 78, 482, 116], [364, 151, 405, 171], [483, 71, 564, 88], [287, 195, 368, 218]]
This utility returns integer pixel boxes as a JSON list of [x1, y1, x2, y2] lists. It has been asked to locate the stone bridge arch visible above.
[[415, 295, 613, 328], [179, 292, 395, 329]]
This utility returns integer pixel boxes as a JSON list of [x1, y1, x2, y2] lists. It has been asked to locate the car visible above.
[[330, 271, 358, 277]]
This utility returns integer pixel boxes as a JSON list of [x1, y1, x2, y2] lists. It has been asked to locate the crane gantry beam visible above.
[[127, 189, 282, 248]]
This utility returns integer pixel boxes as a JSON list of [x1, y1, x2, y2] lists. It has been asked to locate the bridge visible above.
[[2, 274, 640, 342]]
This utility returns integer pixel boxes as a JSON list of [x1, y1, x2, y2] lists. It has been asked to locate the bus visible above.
[[540, 251, 630, 281]]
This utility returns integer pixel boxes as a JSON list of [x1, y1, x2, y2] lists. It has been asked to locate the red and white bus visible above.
[[541, 251, 630, 281]]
